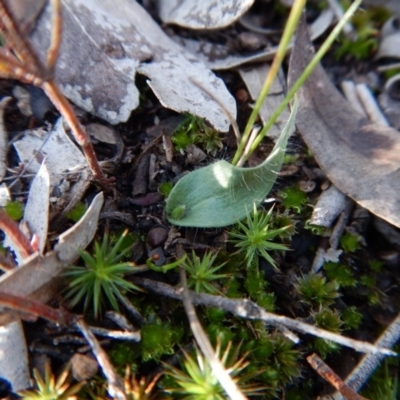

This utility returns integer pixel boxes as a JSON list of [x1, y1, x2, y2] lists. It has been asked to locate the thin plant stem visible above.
[[0, 2, 41, 69], [42, 79, 106, 182], [0, 209, 34, 259], [0, 291, 74, 324], [0, 0, 109, 185], [244, 0, 362, 162], [307, 354, 368, 400], [232, 0, 306, 166], [47, 0, 62, 76]]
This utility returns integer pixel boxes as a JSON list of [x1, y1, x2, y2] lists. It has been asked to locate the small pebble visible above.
[[299, 180, 316, 193], [237, 32, 265, 51], [147, 227, 168, 247], [71, 353, 98, 381]]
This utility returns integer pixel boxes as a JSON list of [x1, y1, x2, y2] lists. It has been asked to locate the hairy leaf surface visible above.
[[166, 100, 298, 227]]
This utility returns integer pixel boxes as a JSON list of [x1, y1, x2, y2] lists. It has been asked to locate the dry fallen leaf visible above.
[[29, 0, 235, 131], [13, 118, 86, 187], [0, 320, 30, 391], [158, 0, 254, 29], [376, 16, 400, 60], [289, 14, 400, 229], [173, 8, 334, 70], [0, 192, 104, 326], [22, 161, 50, 254], [0, 97, 11, 181], [379, 73, 400, 130], [238, 64, 293, 140]]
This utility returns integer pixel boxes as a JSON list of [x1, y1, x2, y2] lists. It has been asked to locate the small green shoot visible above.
[[18, 363, 84, 400], [181, 250, 229, 294], [4, 200, 23, 221], [229, 204, 291, 269], [163, 341, 266, 399], [172, 114, 223, 156], [304, 220, 326, 236], [141, 319, 184, 361], [323, 262, 356, 288], [63, 229, 141, 318], [244, 263, 276, 311], [279, 185, 308, 213], [172, 116, 199, 152], [245, 333, 302, 387], [65, 201, 88, 222], [294, 272, 340, 308], [335, 5, 390, 60], [312, 308, 342, 358], [340, 231, 361, 253], [342, 306, 363, 330], [158, 181, 174, 197]]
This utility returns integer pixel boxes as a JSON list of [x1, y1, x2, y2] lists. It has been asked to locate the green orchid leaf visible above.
[[166, 99, 298, 227]]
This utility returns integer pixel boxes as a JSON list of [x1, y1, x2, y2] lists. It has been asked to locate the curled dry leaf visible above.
[[379, 73, 400, 130], [0, 192, 104, 326], [0, 321, 30, 391], [22, 161, 50, 254], [289, 14, 400, 229], [29, 0, 235, 131], [13, 118, 86, 187], [376, 16, 400, 60], [13, 118, 91, 220], [158, 0, 254, 29]]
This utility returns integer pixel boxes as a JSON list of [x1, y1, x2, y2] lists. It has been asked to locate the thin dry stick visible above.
[[0, 254, 16, 271], [307, 353, 369, 400], [0, 0, 108, 185], [133, 277, 396, 356], [47, 0, 62, 75], [0, 208, 34, 258], [323, 311, 400, 400], [0, 291, 74, 324], [179, 268, 247, 400], [76, 317, 127, 400]]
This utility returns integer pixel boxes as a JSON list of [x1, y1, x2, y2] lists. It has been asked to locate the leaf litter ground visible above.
[[0, 1, 399, 399]]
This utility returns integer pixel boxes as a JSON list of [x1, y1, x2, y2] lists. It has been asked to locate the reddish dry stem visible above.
[[47, 0, 62, 76], [307, 353, 369, 400], [0, 0, 108, 186], [0, 1, 43, 71], [0, 209, 34, 259], [0, 50, 43, 85], [41, 80, 108, 184], [0, 254, 16, 271], [0, 291, 75, 325]]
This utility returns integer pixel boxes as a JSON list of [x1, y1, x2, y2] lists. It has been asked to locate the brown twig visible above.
[[46, 0, 62, 75], [0, 291, 74, 325], [307, 353, 369, 400], [0, 208, 34, 258], [0, 0, 108, 185]]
